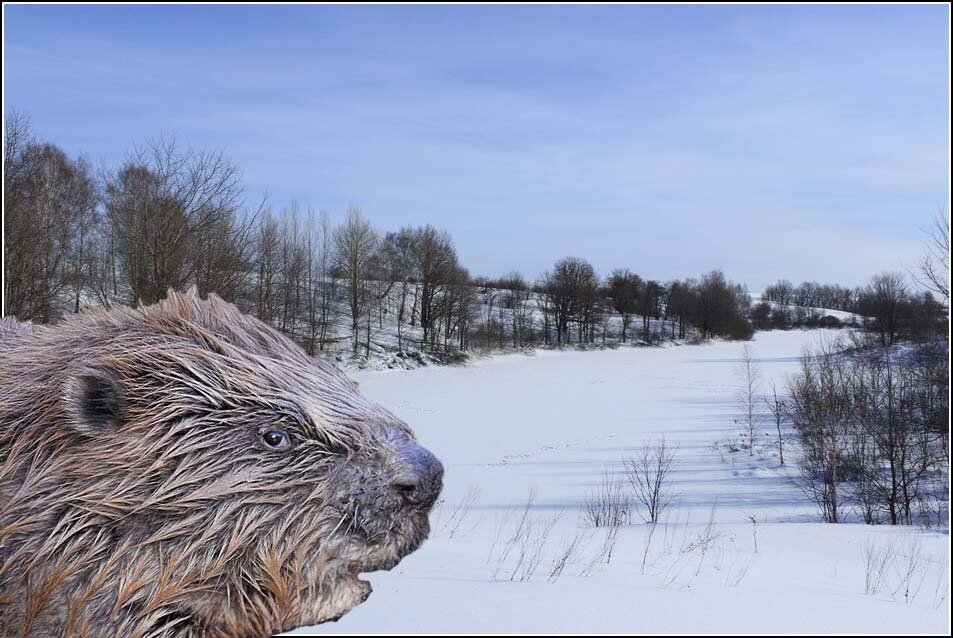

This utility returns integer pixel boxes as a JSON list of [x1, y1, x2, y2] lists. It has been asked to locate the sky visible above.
[[3, 4, 950, 290]]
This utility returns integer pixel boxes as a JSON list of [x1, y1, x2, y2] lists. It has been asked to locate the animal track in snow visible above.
[[487, 433, 616, 467]]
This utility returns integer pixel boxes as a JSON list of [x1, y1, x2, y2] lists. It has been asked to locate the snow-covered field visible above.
[[291, 329, 949, 634]]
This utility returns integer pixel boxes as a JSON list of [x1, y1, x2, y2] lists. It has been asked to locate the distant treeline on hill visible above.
[[3, 113, 947, 359], [756, 275, 946, 344]]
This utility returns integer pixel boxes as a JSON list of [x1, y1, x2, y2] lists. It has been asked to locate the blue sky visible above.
[[3, 4, 949, 289]]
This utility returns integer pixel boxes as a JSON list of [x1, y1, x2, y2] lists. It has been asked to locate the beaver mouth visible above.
[[339, 503, 431, 562], [323, 546, 411, 621], [345, 549, 405, 580], [344, 568, 375, 592], [292, 508, 434, 626], [314, 568, 374, 625]]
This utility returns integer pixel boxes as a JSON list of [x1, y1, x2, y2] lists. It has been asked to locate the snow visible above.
[[288, 329, 949, 634]]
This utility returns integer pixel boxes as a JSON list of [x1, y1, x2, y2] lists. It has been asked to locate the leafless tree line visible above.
[[788, 339, 949, 526], [478, 259, 753, 349], [4, 116, 764, 358], [3, 115, 479, 357], [18, 116, 944, 360], [4, 112, 98, 322], [763, 278, 860, 312], [5, 113, 256, 318], [757, 267, 947, 342]]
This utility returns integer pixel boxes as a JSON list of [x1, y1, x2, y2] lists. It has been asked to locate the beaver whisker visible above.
[[324, 512, 350, 546], [347, 502, 360, 536]]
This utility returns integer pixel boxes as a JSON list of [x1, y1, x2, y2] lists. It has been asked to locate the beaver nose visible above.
[[390, 443, 443, 508]]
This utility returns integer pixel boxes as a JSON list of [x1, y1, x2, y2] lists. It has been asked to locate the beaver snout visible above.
[[388, 441, 443, 509]]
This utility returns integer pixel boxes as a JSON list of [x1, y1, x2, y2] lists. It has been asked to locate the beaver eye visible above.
[[260, 428, 291, 451]]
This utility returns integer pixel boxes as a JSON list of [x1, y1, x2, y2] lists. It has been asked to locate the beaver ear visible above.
[[64, 368, 126, 435]]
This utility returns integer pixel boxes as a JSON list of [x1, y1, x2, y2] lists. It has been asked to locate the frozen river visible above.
[[293, 329, 949, 633]]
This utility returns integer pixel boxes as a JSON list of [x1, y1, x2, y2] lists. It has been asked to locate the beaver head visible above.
[[0, 289, 442, 637]]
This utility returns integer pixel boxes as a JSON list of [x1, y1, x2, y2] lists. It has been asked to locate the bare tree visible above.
[[666, 279, 695, 340], [637, 279, 663, 342], [763, 279, 795, 306], [302, 207, 332, 355], [278, 204, 308, 337], [377, 228, 414, 352], [607, 268, 640, 342], [192, 196, 260, 306], [501, 272, 532, 348], [253, 211, 279, 323], [542, 257, 599, 345], [105, 136, 243, 305], [62, 156, 99, 314], [3, 118, 98, 321], [333, 207, 378, 354], [737, 344, 762, 455], [788, 339, 854, 523], [410, 225, 459, 349], [85, 220, 119, 309], [858, 272, 909, 347], [314, 210, 335, 351], [765, 381, 786, 465], [444, 265, 476, 352], [694, 270, 753, 340], [624, 437, 678, 523], [584, 468, 631, 528], [913, 211, 950, 304]]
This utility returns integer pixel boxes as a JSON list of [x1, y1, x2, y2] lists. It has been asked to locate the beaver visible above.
[[0, 289, 443, 637]]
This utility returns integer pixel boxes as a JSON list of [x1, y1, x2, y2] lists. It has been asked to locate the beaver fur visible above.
[[0, 289, 442, 637]]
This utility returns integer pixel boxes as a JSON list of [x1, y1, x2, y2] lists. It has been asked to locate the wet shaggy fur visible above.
[[0, 290, 442, 637], [0, 318, 36, 348]]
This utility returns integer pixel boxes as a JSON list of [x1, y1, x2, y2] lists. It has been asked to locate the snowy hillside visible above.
[[751, 294, 865, 325], [67, 281, 691, 373], [288, 328, 948, 634], [326, 282, 694, 371]]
